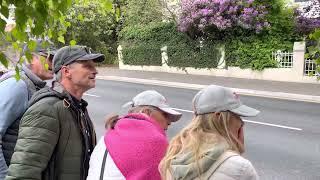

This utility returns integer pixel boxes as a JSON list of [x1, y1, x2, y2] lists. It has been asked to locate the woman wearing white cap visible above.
[[87, 90, 182, 180], [160, 85, 259, 180]]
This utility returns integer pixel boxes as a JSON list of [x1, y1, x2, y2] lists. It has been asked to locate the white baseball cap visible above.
[[123, 90, 182, 122], [193, 85, 260, 117]]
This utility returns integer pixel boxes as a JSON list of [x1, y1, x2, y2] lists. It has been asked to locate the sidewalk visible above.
[[97, 67, 320, 102]]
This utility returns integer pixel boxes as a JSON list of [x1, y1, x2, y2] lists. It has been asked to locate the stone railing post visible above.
[[292, 41, 306, 76], [117, 45, 124, 67], [217, 44, 226, 69], [161, 46, 168, 68]]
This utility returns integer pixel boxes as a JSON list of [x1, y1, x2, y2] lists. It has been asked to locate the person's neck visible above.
[[60, 80, 84, 101]]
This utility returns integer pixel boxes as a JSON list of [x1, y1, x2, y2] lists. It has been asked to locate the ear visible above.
[[213, 112, 221, 119], [30, 54, 40, 66], [61, 66, 72, 79], [141, 108, 152, 116]]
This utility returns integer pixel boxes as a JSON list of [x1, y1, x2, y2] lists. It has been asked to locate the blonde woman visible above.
[[160, 85, 259, 180]]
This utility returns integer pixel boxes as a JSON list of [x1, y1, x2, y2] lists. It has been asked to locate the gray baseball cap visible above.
[[123, 90, 182, 122], [53, 45, 105, 73], [193, 85, 260, 117], [23, 40, 56, 59]]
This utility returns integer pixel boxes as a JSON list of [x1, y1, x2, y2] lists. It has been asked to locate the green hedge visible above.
[[225, 35, 294, 70], [122, 43, 162, 66], [120, 22, 221, 68], [167, 41, 221, 69], [119, 17, 300, 70]]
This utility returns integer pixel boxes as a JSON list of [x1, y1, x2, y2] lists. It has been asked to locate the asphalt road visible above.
[[85, 79, 320, 180]]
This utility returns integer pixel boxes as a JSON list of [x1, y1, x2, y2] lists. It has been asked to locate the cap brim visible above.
[[38, 49, 56, 56], [122, 101, 133, 108], [159, 107, 182, 122], [230, 105, 260, 117], [77, 53, 105, 62]]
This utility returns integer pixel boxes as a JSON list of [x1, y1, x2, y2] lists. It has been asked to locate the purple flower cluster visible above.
[[178, 0, 270, 34], [294, 0, 320, 35], [295, 16, 320, 35]]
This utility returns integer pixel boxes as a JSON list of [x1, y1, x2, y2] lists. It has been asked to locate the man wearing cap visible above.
[[5, 45, 104, 180], [0, 43, 55, 179]]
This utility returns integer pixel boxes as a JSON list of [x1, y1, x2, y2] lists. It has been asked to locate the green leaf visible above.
[[70, 40, 77, 46], [5, 33, 12, 41], [0, 52, 8, 68], [103, 1, 113, 10], [0, 5, 9, 20], [77, 14, 84, 21], [15, 66, 20, 80], [25, 51, 32, 62], [12, 42, 20, 50], [58, 36, 65, 44], [32, 20, 45, 35], [27, 40, 37, 51], [310, 30, 320, 40], [0, 19, 5, 34], [115, 7, 121, 22], [64, 21, 71, 27], [11, 28, 27, 41], [48, 29, 53, 38]]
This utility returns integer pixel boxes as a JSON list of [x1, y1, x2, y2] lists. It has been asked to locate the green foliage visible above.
[[224, 4, 300, 70], [225, 35, 293, 70], [63, 1, 119, 64], [120, 22, 221, 68], [122, 43, 162, 66], [0, 52, 8, 68], [306, 29, 320, 79], [119, 0, 303, 71], [0, 0, 114, 70], [167, 40, 221, 69], [123, 0, 163, 26]]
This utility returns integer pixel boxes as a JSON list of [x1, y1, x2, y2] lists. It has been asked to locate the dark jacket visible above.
[[5, 82, 96, 180]]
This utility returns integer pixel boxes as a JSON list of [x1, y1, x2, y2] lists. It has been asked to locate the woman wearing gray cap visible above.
[[87, 90, 182, 180], [160, 85, 259, 180]]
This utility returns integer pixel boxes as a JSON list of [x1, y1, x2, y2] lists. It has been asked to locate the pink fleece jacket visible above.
[[104, 113, 168, 180]]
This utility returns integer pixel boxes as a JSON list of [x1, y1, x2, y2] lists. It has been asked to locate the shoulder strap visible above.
[[99, 148, 109, 180], [205, 151, 239, 178]]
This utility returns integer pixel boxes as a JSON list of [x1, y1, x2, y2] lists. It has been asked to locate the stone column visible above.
[[117, 45, 124, 68], [161, 46, 169, 68], [292, 41, 306, 77], [217, 44, 226, 69]]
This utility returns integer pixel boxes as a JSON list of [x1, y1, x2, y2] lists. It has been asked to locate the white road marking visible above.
[[171, 108, 303, 131], [97, 75, 320, 104], [172, 108, 193, 113], [243, 120, 302, 131], [84, 93, 100, 98], [82, 88, 303, 131]]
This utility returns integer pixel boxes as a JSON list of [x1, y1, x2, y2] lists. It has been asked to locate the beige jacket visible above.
[[167, 150, 259, 180]]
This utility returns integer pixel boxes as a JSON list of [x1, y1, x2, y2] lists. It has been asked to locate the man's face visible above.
[[31, 54, 53, 80], [66, 60, 98, 91]]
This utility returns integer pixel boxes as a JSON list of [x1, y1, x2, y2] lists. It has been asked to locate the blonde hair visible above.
[[159, 111, 244, 178], [105, 105, 158, 129]]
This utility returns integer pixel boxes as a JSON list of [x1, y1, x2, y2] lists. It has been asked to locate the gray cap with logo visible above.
[[193, 85, 260, 117], [123, 90, 182, 122], [53, 45, 105, 74]]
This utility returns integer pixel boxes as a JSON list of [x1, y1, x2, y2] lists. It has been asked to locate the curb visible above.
[[97, 75, 320, 103]]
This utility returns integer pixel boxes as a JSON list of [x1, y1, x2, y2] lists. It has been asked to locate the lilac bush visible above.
[[178, 0, 270, 34], [294, 0, 320, 35], [295, 15, 320, 35]]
